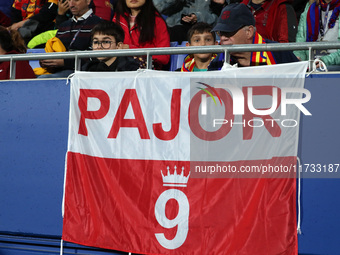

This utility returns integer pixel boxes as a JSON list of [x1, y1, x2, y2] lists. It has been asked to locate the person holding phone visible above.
[[55, 0, 72, 28], [38, 0, 102, 78], [153, 0, 220, 43]]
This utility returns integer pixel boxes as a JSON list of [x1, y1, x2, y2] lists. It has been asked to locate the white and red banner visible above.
[[63, 62, 308, 254]]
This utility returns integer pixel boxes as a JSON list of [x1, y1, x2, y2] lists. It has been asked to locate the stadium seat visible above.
[[27, 48, 45, 69], [170, 41, 188, 71]]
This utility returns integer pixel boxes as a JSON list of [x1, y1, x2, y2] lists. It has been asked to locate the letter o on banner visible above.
[[189, 88, 234, 141]]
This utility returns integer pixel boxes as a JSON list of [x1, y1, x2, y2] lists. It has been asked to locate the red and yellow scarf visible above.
[[250, 32, 276, 66], [181, 54, 217, 72], [13, 0, 58, 20]]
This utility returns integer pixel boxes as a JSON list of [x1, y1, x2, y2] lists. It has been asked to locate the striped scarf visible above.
[[306, 0, 340, 42], [13, 0, 58, 20], [181, 54, 217, 72], [250, 32, 276, 66]]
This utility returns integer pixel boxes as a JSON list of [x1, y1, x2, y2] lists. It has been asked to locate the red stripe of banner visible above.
[[63, 152, 297, 255]]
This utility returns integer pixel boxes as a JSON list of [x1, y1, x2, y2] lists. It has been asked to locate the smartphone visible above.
[[181, 14, 190, 25]]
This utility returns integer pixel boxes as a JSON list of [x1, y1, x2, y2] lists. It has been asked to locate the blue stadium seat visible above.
[[170, 41, 188, 71], [27, 48, 45, 70], [169, 42, 178, 71]]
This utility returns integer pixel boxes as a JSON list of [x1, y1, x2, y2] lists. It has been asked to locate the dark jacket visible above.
[[56, 12, 102, 70], [82, 56, 140, 72]]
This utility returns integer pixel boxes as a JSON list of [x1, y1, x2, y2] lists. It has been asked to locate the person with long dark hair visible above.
[[113, 0, 170, 69], [0, 26, 35, 79]]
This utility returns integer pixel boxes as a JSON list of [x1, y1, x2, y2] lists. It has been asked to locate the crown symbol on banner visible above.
[[161, 166, 190, 187]]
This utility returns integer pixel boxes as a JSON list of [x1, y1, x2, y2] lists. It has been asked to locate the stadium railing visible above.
[[1, 41, 340, 79]]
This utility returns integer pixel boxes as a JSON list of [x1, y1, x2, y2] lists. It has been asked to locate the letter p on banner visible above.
[[78, 89, 110, 136]]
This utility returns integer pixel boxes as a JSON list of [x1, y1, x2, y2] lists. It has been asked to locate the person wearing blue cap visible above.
[[208, 3, 299, 69]]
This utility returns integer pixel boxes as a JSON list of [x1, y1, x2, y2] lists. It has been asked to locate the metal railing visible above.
[[1, 41, 339, 79]]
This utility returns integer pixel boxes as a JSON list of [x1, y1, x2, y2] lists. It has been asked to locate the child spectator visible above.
[[82, 20, 140, 71], [113, 0, 170, 70], [180, 22, 218, 71], [0, 26, 35, 80]]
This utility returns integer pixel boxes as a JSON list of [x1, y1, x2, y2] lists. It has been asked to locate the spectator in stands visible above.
[[56, 0, 116, 28], [241, 0, 298, 43], [153, 0, 219, 43], [113, 0, 170, 70], [27, 0, 115, 49], [38, 0, 102, 78], [55, 0, 72, 28], [294, 0, 340, 71], [180, 22, 218, 71], [9, 0, 59, 43], [0, 26, 36, 79], [208, 3, 298, 70], [82, 20, 140, 71]]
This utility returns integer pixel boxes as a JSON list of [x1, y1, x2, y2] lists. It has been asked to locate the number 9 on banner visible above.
[[155, 189, 189, 249]]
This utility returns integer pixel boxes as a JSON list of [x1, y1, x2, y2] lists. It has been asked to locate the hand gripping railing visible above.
[[1, 41, 340, 79]]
